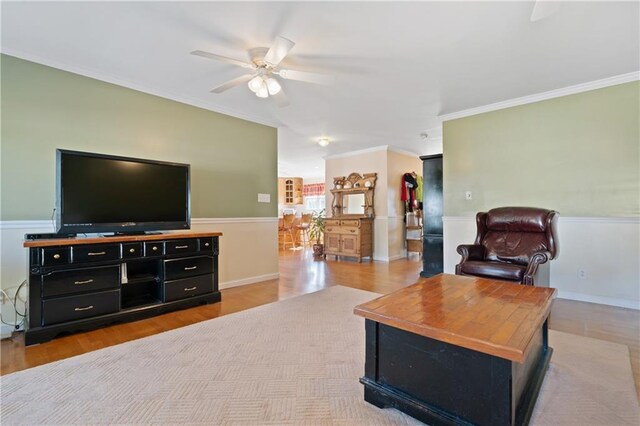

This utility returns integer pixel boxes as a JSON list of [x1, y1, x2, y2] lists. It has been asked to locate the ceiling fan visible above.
[[530, 0, 562, 22], [191, 36, 332, 106]]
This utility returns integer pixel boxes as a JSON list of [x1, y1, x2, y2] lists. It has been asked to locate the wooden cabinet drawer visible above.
[[340, 219, 361, 227], [42, 265, 120, 298], [164, 256, 213, 281], [41, 247, 71, 266], [325, 225, 343, 234], [73, 244, 121, 263], [342, 226, 360, 235], [165, 239, 198, 255], [325, 219, 341, 226], [144, 241, 164, 257], [122, 242, 142, 259], [199, 237, 214, 252], [164, 275, 213, 302], [42, 289, 120, 326]]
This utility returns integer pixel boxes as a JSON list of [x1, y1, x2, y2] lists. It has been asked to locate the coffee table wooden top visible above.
[[354, 274, 556, 363]]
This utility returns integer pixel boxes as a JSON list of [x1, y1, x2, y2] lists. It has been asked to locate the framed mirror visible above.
[[330, 172, 377, 218], [343, 193, 366, 215]]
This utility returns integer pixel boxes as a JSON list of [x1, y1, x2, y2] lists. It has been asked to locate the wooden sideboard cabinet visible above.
[[324, 218, 373, 262]]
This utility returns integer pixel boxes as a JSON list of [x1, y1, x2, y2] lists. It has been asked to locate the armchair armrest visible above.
[[456, 244, 484, 263], [522, 251, 552, 285]]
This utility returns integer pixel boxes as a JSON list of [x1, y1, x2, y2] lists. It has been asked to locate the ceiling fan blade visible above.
[[277, 69, 334, 85], [272, 88, 290, 108], [264, 36, 295, 67], [530, 1, 561, 22], [210, 74, 255, 94], [191, 50, 254, 69]]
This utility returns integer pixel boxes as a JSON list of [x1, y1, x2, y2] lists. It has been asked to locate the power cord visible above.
[[51, 207, 56, 230], [1, 280, 27, 330]]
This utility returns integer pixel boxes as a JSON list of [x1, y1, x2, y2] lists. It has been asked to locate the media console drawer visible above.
[[164, 275, 213, 302], [42, 289, 120, 326], [164, 256, 213, 281], [42, 265, 120, 298], [165, 239, 198, 255], [73, 244, 121, 263]]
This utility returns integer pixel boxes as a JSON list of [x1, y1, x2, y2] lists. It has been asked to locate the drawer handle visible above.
[[129, 248, 136, 253], [74, 305, 94, 311], [152, 246, 158, 251], [175, 245, 189, 249], [350, 229, 356, 233], [74, 279, 94, 285], [88, 252, 106, 256], [204, 243, 210, 247], [53, 254, 61, 260], [184, 286, 197, 291], [184, 266, 197, 271]]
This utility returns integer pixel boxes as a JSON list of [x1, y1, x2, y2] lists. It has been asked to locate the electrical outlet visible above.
[[257, 193, 271, 203], [465, 191, 472, 201], [577, 269, 588, 280]]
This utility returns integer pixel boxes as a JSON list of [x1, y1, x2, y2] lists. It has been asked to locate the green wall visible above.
[[1, 55, 278, 220], [443, 81, 639, 217]]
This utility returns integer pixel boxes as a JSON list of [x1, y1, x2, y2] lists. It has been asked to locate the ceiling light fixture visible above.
[[318, 137, 330, 147], [266, 78, 281, 95], [255, 80, 269, 98], [247, 76, 281, 98], [248, 76, 263, 93]]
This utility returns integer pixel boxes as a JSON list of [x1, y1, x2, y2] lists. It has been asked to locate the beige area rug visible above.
[[1, 286, 638, 425]]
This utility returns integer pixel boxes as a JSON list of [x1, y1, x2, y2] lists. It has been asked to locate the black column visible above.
[[420, 154, 443, 277]]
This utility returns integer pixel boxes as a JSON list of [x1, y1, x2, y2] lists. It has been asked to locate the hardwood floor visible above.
[[2, 248, 639, 399]]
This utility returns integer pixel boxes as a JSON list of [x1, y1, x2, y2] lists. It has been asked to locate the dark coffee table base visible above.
[[361, 319, 552, 426]]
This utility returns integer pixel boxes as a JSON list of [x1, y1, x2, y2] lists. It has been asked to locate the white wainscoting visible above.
[[443, 216, 640, 309], [0, 218, 280, 337]]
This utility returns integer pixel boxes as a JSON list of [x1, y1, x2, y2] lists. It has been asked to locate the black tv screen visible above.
[[57, 150, 190, 234]]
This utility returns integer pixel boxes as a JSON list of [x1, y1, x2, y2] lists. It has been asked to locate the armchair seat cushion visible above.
[[459, 261, 526, 282]]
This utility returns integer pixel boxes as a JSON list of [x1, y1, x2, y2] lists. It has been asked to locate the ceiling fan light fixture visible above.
[[256, 80, 269, 98], [266, 78, 281, 96], [248, 76, 263, 93], [318, 137, 330, 147]]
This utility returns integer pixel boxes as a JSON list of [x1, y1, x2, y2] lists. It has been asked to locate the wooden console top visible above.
[[354, 273, 556, 363], [24, 231, 223, 248]]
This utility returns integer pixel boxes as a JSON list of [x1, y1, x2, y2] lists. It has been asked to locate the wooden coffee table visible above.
[[354, 273, 556, 426]]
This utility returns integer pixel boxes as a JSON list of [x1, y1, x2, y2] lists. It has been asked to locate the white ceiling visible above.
[[2, 1, 638, 179]]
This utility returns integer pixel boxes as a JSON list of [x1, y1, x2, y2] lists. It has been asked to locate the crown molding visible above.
[[439, 71, 640, 122], [324, 145, 389, 160], [1, 50, 279, 128], [324, 145, 420, 161], [387, 146, 422, 158]]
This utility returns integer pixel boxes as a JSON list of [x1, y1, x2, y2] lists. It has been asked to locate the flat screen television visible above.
[[56, 149, 190, 235]]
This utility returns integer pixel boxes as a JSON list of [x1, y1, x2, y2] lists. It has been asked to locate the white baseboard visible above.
[[557, 291, 640, 310], [372, 253, 407, 262], [219, 273, 280, 289]]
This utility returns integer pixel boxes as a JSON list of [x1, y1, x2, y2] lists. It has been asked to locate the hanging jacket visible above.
[[416, 175, 423, 203]]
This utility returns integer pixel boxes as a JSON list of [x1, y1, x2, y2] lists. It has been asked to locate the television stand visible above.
[[24, 231, 222, 345]]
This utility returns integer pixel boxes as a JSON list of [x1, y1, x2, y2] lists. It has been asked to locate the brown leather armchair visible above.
[[455, 207, 559, 286]]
